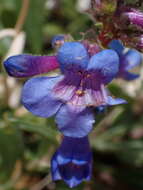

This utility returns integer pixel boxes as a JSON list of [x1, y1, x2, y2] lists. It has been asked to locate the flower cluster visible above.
[[3, 36, 142, 187], [89, 0, 143, 51]]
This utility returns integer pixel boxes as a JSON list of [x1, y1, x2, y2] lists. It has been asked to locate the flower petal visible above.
[[51, 136, 92, 187], [51, 153, 62, 180], [57, 42, 89, 72], [4, 55, 59, 77], [55, 105, 95, 137], [108, 40, 124, 55], [59, 164, 82, 188], [57, 136, 91, 165], [59, 164, 89, 188], [22, 76, 63, 117], [122, 72, 140, 81], [107, 96, 127, 105], [124, 49, 142, 70], [87, 49, 119, 84]]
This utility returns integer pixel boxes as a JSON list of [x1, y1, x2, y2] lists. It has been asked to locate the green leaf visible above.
[[11, 115, 58, 144], [0, 126, 24, 180], [24, 0, 46, 53]]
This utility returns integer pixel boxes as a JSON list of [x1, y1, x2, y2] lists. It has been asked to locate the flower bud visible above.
[[122, 9, 143, 28], [52, 34, 73, 49]]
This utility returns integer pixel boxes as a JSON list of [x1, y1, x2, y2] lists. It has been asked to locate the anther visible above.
[[76, 90, 85, 96]]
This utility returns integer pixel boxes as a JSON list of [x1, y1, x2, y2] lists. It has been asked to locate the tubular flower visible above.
[[109, 40, 142, 80], [4, 55, 59, 78], [4, 42, 126, 137], [51, 136, 92, 188]]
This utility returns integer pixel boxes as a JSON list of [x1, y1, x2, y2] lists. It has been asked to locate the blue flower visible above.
[[4, 42, 126, 138], [109, 40, 142, 80], [51, 136, 92, 188]]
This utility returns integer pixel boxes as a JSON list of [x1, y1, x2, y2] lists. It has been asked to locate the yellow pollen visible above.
[[76, 90, 85, 96]]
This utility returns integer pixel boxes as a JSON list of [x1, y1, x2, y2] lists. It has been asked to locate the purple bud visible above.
[[122, 9, 143, 28], [4, 55, 59, 78], [52, 35, 65, 48], [51, 34, 73, 48]]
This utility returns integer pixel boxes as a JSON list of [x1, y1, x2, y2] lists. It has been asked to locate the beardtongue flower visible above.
[[109, 40, 142, 80], [3, 34, 73, 78], [4, 41, 126, 137], [51, 136, 92, 188]]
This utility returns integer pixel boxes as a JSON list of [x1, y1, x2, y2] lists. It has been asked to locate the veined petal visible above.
[[108, 40, 124, 55], [87, 49, 119, 84], [22, 76, 63, 117], [124, 49, 142, 70], [55, 105, 95, 137], [4, 54, 59, 78], [57, 42, 89, 72]]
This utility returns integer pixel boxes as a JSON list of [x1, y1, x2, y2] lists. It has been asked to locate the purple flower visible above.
[[4, 55, 59, 78], [51, 136, 92, 188], [109, 40, 142, 80], [4, 42, 126, 137]]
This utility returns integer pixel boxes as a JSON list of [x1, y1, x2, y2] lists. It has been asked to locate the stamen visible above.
[[101, 84, 108, 102], [78, 71, 82, 75], [76, 90, 85, 96], [86, 74, 91, 78]]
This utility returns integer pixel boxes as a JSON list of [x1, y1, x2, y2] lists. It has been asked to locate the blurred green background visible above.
[[0, 0, 143, 190]]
